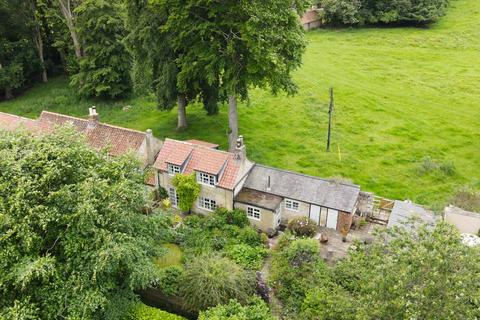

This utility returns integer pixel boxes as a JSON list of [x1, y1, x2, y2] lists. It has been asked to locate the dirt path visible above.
[[261, 238, 283, 319]]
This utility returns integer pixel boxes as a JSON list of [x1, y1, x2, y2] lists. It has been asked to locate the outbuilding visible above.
[[234, 164, 360, 232]]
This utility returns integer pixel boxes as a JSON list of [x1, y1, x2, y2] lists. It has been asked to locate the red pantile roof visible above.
[[301, 9, 321, 24], [38, 111, 146, 156], [0, 112, 39, 132], [186, 139, 219, 149], [154, 139, 242, 190]]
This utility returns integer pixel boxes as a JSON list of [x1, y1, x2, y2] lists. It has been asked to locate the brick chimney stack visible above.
[[234, 135, 246, 161], [145, 129, 155, 165], [87, 106, 99, 129]]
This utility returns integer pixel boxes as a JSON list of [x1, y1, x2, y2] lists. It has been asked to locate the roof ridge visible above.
[[253, 163, 360, 188], [0, 112, 36, 122], [166, 138, 233, 156], [40, 110, 147, 136]]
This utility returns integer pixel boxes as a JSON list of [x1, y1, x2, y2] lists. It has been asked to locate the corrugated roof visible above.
[[153, 139, 247, 190], [243, 164, 360, 212], [387, 200, 437, 228]]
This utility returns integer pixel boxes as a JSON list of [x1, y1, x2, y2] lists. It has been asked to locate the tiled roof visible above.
[[38, 111, 146, 156], [153, 139, 244, 190], [0, 112, 39, 132], [301, 9, 321, 24], [186, 139, 219, 149], [244, 164, 360, 213]]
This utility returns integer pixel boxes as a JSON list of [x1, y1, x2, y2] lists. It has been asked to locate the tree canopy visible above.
[[0, 128, 170, 320], [165, 0, 310, 149]]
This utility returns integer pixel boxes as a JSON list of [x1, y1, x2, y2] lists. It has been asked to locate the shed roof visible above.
[[235, 188, 283, 211], [243, 164, 360, 212], [387, 200, 437, 228]]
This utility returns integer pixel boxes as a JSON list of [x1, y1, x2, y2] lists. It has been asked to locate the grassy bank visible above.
[[1, 0, 479, 208]]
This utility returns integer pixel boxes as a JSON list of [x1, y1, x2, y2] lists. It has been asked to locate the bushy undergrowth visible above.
[[174, 210, 266, 268], [180, 254, 255, 312], [198, 297, 275, 320], [287, 217, 318, 237], [269, 238, 331, 316], [125, 303, 185, 320], [270, 223, 480, 319]]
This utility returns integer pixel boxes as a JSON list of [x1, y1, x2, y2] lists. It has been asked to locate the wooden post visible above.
[[326, 87, 334, 152]]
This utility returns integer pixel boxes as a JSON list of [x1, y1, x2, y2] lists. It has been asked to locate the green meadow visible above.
[[1, 0, 479, 209]]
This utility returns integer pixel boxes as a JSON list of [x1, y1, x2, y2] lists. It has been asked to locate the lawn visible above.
[[1, 0, 479, 209]]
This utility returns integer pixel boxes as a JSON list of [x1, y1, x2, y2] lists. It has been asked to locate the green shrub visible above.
[[180, 254, 255, 312], [198, 297, 275, 320], [153, 266, 184, 296], [216, 208, 249, 228], [156, 187, 169, 201], [439, 161, 456, 176], [235, 227, 262, 246], [269, 239, 330, 315], [125, 303, 185, 320], [287, 217, 318, 238], [224, 244, 268, 270]]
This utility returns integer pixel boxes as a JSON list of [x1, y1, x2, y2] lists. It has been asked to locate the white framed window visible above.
[[198, 197, 217, 211], [285, 199, 299, 211], [168, 164, 181, 175], [247, 206, 261, 221], [168, 188, 179, 207], [197, 172, 216, 186]]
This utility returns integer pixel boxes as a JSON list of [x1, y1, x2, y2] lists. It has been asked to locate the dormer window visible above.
[[168, 164, 181, 175], [197, 172, 217, 186]]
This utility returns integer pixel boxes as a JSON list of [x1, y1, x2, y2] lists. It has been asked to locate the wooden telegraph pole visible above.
[[326, 87, 334, 152]]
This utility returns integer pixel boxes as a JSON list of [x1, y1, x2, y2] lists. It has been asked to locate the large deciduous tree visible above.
[[167, 0, 310, 150], [0, 128, 169, 320]]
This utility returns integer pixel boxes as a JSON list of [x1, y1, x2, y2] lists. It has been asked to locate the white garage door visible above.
[[326, 209, 338, 229], [309, 205, 321, 225]]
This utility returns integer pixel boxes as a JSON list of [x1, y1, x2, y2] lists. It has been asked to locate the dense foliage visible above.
[[287, 216, 318, 237], [171, 174, 200, 213], [269, 238, 331, 316], [0, 129, 170, 319], [0, 1, 41, 99], [71, 0, 131, 98], [125, 303, 185, 320], [271, 221, 480, 319], [318, 0, 450, 25], [175, 210, 266, 262], [198, 298, 275, 320], [180, 254, 255, 312]]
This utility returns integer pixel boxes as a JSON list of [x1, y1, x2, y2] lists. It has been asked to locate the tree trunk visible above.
[[228, 95, 239, 152], [177, 95, 187, 130], [31, 0, 48, 82], [58, 0, 83, 59], [5, 88, 13, 100]]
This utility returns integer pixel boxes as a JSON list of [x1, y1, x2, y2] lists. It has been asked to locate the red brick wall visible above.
[[337, 211, 353, 232]]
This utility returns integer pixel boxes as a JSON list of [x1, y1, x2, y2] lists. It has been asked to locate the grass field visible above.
[[1, 0, 479, 209]]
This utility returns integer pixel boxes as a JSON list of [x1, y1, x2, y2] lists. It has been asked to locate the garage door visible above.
[[310, 205, 321, 225], [326, 209, 338, 229]]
